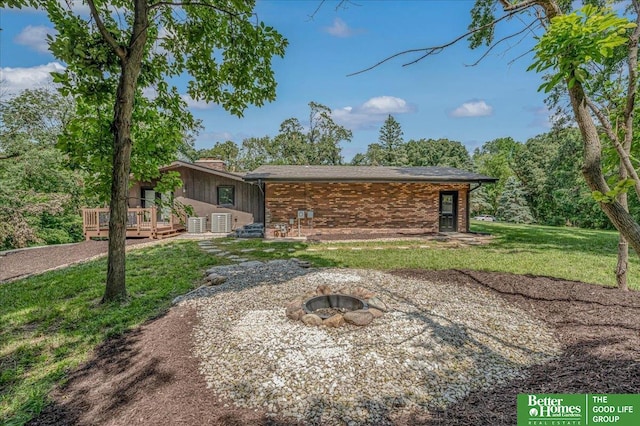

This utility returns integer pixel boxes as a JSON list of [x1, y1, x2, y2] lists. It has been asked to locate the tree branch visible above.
[[348, 11, 521, 76], [149, 1, 239, 17], [587, 97, 640, 200], [500, 0, 561, 17], [86, 0, 126, 60], [465, 19, 539, 67], [622, 0, 640, 155]]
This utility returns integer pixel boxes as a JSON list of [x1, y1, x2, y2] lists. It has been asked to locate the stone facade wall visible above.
[[264, 182, 469, 237]]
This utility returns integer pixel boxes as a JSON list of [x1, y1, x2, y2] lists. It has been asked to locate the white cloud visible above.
[[0, 62, 65, 95], [14, 25, 55, 53], [360, 96, 413, 114], [331, 96, 415, 130], [323, 18, 357, 38], [181, 94, 215, 110], [450, 100, 493, 118]]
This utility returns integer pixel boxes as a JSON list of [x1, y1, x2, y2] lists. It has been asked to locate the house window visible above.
[[141, 188, 158, 208], [217, 186, 235, 206]]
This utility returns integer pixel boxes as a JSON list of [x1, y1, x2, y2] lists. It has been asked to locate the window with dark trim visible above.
[[217, 186, 235, 206]]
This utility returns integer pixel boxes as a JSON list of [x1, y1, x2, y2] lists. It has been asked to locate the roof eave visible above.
[[161, 161, 246, 182], [244, 176, 498, 184]]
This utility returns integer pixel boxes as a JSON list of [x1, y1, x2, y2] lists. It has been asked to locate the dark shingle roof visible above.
[[244, 165, 497, 183]]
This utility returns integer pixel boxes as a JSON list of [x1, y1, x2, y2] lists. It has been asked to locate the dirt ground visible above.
[[28, 270, 640, 426]]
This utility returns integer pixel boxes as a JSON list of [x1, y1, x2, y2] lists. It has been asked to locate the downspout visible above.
[[246, 179, 266, 225], [258, 179, 266, 226]]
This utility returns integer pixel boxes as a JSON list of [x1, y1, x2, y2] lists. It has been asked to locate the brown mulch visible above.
[[0, 239, 154, 283], [28, 270, 640, 426]]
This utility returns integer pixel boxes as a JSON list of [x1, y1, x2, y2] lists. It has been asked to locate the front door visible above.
[[439, 192, 458, 232]]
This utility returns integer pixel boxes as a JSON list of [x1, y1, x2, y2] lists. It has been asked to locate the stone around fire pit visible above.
[[286, 285, 386, 327]]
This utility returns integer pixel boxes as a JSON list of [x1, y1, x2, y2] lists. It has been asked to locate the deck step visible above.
[[155, 229, 185, 239]]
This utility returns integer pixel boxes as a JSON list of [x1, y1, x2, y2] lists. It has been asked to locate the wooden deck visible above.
[[82, 207, 185, 240]]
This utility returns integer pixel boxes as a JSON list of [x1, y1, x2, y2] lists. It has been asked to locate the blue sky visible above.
[[0, 1, 551, 160]]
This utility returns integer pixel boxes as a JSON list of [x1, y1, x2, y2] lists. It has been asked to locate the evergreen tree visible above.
[[496, 177, 535, 224], [377, 115, 406, 166]]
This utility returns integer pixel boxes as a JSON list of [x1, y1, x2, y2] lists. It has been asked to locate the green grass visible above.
[[0, 241, 217, 425], [2, 222, 637, 424], [217, 221, 639, 289]]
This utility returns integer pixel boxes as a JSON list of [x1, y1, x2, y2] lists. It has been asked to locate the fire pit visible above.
[[303, 294, 368, 319], [286, 285, 387, 327]]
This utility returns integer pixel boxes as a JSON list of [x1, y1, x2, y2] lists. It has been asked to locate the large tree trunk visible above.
[[616, 165, 629, 291], [103, 2, 149, 303], [568, 82, 640, 258]]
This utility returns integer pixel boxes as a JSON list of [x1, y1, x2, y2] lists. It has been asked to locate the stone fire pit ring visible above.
[[286, 284, 388, 327]]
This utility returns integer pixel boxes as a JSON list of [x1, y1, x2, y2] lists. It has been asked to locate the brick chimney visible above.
[[194, 158, 226, 171]]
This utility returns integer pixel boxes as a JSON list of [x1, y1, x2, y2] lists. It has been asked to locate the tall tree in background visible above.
[[377, 115, 406, 166], [0, 88, 87, 249], [496, 176, 535, 224], [472, 137, 518, 214], [405, 138, 473, 170], [2, 0, 287, 301], [306, 102, 353, 165], [197, 141, 241, 172], [239, 102, 351, 167]]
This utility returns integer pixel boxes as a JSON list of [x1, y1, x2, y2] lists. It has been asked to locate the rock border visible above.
[[286, 285, 388, 327]]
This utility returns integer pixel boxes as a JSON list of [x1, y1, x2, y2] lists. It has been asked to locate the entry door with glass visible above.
[[439, 192, 458, 232]]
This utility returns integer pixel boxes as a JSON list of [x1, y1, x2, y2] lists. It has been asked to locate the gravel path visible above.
[[184, 262, 562, 425], [0, 239, 156, 283]]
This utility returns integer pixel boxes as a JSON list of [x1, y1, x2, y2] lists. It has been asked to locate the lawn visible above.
[[1, 221, 637, 425], [226, 221, 639, 289], [0, 242, 216, 426]]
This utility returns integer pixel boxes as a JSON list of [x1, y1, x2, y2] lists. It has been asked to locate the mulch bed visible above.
[[28, 270, 640, 426]]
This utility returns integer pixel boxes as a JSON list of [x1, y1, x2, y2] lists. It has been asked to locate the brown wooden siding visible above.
[[129, 168, 263, 223]]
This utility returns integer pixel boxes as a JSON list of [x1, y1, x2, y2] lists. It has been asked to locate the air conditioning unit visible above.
[[187, 217, 206, 233], [211, 213, 233, 233]]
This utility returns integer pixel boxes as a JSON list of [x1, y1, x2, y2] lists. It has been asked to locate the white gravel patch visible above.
[[189, 265, 561, 425]]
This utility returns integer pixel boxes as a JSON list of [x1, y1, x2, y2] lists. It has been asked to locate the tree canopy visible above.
[[0, 0, 287, 301], [0, 89, 89, 249]]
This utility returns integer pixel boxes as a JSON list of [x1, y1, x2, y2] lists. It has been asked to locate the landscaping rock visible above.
[[323, 314, 345, 328], [316, 284, 332, 295], [368, 308, 384, 318], [206, 274, 227, 286], [351, 287, 375, 299], [367, 297, 388, 312], [286, 308, 305, 321], [344, 310, 374, 326], [301, 314, 323, 326]]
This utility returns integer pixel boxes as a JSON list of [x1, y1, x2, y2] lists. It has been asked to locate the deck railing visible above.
[[82, 207, 184, 239]]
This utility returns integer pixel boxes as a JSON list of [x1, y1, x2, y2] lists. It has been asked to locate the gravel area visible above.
[[0, 239, 156, 283], [185, 262, 562, 425]]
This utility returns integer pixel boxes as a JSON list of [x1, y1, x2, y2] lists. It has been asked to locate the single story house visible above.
[[82, 160, 496, 239], [243, 165, 497, 238]]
